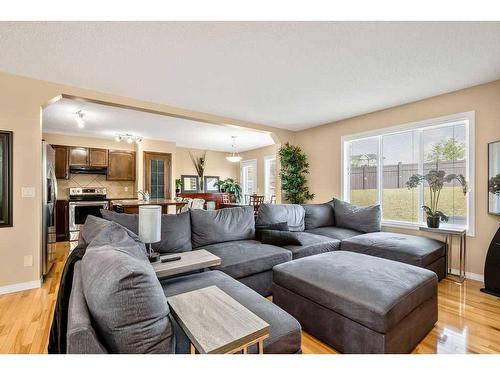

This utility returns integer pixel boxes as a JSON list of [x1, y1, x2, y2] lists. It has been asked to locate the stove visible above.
[[68, 187, 109, 245]]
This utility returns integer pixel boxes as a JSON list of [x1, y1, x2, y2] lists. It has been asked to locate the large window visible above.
[[240, 159, 257, 197], [264, 155, 276, 202], [342, 112, 474, 232]]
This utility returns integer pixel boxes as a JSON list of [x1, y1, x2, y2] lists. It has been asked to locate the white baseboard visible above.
[[0, 279, 42, 295], [449, 268, 484, 282]]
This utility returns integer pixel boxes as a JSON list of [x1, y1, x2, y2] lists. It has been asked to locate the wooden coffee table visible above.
[[167, 286, 270, 354], [152, 249, 221, 279]]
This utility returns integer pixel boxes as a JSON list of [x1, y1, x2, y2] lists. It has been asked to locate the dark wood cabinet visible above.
[[53, 145, 69, 179], [89, 148, 108, 167], [107, 150, 136, 181], [69, 146, 89, 166], [56, 200, 69, 241]]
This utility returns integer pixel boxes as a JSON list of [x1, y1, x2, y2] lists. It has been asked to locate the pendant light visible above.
[[226, 136, 242, 163]]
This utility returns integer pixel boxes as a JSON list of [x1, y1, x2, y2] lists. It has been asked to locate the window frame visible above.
[[240, 159, 258, 197], [341, 111, 475, 236], [264, 155, 277, 202]]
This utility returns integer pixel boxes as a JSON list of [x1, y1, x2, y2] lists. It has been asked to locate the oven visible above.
[[68, 187, 108, 243], [69, 200, 109, 232]]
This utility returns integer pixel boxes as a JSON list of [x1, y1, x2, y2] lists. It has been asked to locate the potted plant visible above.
[[216, 178, 242, 203], [175, 178, 183, 195], [406, 169, 468, 228], [279, 143, 314, 204]]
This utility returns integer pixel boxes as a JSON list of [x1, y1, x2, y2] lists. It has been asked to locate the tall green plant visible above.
[[279, 143, 314, 204]]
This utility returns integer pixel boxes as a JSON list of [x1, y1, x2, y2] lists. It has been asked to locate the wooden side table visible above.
[[419, 226, 467, 283], [152, 250, 221, 279], [167, 286, 270, 354]]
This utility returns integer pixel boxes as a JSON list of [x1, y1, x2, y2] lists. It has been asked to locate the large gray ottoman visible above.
[[272, 251, 438, 353], [340, 232, 446, 280]]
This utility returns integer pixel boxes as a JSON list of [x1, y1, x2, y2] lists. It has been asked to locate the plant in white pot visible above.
[[406, 169, 468, 228]]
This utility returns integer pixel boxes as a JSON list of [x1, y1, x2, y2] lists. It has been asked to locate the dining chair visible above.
[[248, 195, 265, 214]]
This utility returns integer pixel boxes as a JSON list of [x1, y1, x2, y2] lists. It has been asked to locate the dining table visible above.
[[109, 199, 187, 214]]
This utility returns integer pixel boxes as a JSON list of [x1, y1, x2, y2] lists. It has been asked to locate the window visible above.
[[264, 155, 276, 202], [240, 159, 257, 197], [342, 112, 474, 233]]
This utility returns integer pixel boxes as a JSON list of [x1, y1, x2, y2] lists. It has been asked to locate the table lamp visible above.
[[139, 205, 161, 263]]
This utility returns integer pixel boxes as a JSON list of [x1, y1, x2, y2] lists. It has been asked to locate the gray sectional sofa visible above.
[[65, 198, 446, 354]]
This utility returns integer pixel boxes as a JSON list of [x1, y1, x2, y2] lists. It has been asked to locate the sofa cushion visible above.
[[255, 221, 289, 241], [273, 251, 438, 333], [80, 222, 174, 354], [305, 226, 363, 240], [302, 201, 335, 230], [333, 198, 381, 233], [260, 230, 302, 247], [161, 270, 301, 354], [198, 240, 292, 279], [340, 232, 445, 267], [256, 204, 305, 232], [282, 232, 340, 259], [100, 210, 192, 253], [190, 206, 255, 248]]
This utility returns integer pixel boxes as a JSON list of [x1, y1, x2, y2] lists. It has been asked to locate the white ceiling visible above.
[[42, 98, 274, 152], [2, 22, 500, 130]]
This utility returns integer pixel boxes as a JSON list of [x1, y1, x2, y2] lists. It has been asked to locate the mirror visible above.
[[0, 131, 13, 227], [181, 175, 199, 193], [489, 140, 500, 215], [204, 176, 220, 192]]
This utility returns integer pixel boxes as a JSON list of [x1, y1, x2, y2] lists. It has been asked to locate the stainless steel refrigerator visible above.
[[42, 141, 57, 276]]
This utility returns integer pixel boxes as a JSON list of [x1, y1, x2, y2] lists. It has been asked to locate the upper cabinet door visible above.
[[107, 150, 136, 181], [89, 148, 108, 167], [53, 145, 69, 179], [69, 146, 89, 166]]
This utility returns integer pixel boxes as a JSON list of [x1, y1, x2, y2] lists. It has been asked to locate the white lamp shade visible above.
[[139, 205, 161, 243]]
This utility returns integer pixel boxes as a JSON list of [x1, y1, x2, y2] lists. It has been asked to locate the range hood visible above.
[[70, 166, 108, 175]]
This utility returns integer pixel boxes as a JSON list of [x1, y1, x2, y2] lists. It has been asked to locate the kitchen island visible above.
[[109, 199, 187, 214]]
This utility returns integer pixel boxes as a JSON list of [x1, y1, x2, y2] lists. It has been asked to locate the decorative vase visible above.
[[426, 216, 440, 228]]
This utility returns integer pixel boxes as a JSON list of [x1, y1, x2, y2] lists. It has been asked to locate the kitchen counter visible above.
[[109, 199, 186, 214]]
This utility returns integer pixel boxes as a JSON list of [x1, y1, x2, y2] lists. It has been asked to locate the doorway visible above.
[[144, 152, 172, 199]]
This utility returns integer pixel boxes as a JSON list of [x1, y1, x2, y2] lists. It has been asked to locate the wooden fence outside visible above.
[[349, 160, 466, 190]]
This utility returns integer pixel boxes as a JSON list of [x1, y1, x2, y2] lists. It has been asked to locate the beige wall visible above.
[[0, 71, 289, 290], [295, 80, 500, 277], [175, 147, 239, 182], [240, 144, 282, 203]]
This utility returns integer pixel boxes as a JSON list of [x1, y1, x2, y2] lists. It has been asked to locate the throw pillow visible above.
[[302, 200, 335, 229], [81, 222, 174, 353], [333, 198, 381, 233], [255, 221, 289, 241], [260, 229, 303, 247]]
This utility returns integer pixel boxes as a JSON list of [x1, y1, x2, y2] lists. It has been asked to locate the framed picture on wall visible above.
[[181, 175, 199, 193], [204, 176, 220, 192], [488, 140, 500, 216], [0, 130, 13, 228]]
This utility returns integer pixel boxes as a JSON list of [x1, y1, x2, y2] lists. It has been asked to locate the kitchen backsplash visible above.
[[57, 174, 135, 200]]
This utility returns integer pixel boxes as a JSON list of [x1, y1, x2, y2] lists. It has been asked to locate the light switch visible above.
[[124, 186, 129, 192], [21, 187, 35, 198], [24, 255, 33, 267]]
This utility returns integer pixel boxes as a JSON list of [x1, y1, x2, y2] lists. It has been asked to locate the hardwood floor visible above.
[[0, 241, 499, 354]]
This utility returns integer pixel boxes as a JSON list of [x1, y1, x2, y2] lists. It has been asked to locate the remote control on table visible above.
[[161, 256, 181, 263]]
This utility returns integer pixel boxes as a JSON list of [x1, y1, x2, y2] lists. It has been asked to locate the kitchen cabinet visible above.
[[56, 200, 69, 241], [69, 146, 89, 166], [89, 148, 108, 167], [107, 150, 136, 181], [53, 145, 69, 179]]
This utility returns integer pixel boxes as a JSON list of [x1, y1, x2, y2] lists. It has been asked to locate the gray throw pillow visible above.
[[256, 204, 305, 232], [255, 221, 289, 241], [81, 223, 174, 354], [100, 209, 192, 253], [260, 229, 302, 246], [302, 200, 335, 229], [333, 198, 381, 233], [190, 206, 255, 248]]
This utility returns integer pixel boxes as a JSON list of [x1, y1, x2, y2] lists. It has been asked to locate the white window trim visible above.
[[264, 155, 277, 201], [341, 111, 475, 236], [240, 159, 258, 196]]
